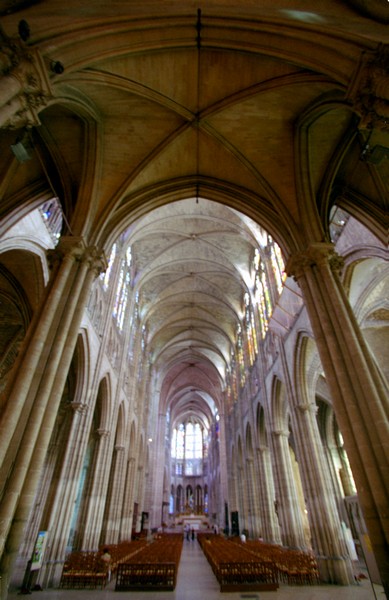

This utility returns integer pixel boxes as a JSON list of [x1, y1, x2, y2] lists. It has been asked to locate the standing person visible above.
[[101, 547, 112, 582], [191, 527, 195, 541]]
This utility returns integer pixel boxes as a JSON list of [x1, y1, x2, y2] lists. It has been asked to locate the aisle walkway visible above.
[[7, 537, 384, 600]]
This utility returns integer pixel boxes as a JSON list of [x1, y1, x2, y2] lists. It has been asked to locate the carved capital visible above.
[[71, 401, 88, 415], [257, 445, 269, 454], [272, 429, 289, 438], [297, 402, 318, 415], [47, 237, 86, 269], [0, 27, 53, 129], [348, 44, 389, 132], [286, 243, 343, 280], [97, 428, 110, 438], [84, 246, 108, 278]]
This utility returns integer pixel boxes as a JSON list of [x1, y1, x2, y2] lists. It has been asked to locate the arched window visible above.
[[171, 420, 205, 476], [229, 350, 238, 404], [127, 290, 140, 363], [40, 197, 63, 243], [170, 485, 175, 514], [268, 235, 286, 295], [113, 246, 132, 330], [253, 248, 274, 339], [236, 323, 246, 387], [101, 243, 117, 290], [244, 291, 258, 366]]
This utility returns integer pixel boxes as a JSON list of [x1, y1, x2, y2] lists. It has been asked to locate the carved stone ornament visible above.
[[1, 27, 52, 129], [286, 243, 344, 280], [347, 44, 389, 132]]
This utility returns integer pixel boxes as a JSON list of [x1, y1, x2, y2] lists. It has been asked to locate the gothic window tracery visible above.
[[171, 420, 205, 476], [113, 247, 132, 331], [101, 243, 117, 290]]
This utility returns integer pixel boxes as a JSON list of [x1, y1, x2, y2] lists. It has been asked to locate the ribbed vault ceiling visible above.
[[126, 197, 264, 423], [1, 1, 388, 427]]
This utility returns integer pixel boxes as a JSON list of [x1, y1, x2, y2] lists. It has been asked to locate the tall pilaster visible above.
[[271, 429, 306, 549], [237, 464, 249, 533], [120, 457, 136, 540], [293, 403, 355, 584], [81, 428, 111, 550], [149, 412, 167, 530], [287, 243, 389, 593], [256, 446, 282, 543], [104, 445, 126, 544], [245, 457, 262, 538], [40, 401, 89, 588], [217, 411, 229, 530], [0, 239, 104, 599], [135, 465, 145, 532]]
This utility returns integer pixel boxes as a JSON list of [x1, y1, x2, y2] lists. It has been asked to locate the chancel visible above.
[[0, 2, 388, 600]]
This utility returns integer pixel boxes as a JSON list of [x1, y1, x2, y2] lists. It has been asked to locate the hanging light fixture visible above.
[[195, 8, 202, 204]]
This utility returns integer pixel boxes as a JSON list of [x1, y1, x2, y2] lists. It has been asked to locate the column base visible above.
[[317, 555, 356, 585]]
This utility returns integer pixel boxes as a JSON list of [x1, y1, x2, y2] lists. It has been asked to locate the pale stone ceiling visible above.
[[1, 0, 388, 425], [126, 197, 263, 422]]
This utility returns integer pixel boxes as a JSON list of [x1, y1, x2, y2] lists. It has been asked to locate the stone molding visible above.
[[347, 43, 389, 132], [286, 243, 344, 280], [0, 26, 52, 129]]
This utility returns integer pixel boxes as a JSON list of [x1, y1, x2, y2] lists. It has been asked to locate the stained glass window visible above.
[[127, 290, 140, 362], [101, 243, 117, 289], [268, 235, 286, 295], [230, 351, 238, 402], [113, 246, 132, 330], [186, 422, 195, 459], [244, 292, 257, 366], [171, 421, 204, 476], [176, 424, 185, 460], [253, 249, 272, 339], [40, 198, 63, 243], [236, 323, 246, 387], [113, 263, 124, 320], [171, 428, 177, 458]]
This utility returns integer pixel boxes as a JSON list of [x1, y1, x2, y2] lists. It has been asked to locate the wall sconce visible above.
[[11, 135, 32, 162]]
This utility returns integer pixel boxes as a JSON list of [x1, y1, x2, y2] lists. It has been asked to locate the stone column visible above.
[[218, 412, 229, 529], [0, 240, 81, 468], [293, 403, 355, 584], [104, 445, 126, 544], [237, 464, 249, 534], [256, 445, 282, 543], [245, 457, 262, 538], [120, 457, 136, 540], [149, 413, 166, 530], [287, 243, 389, 592], [271, 429, 306, 549], [40, 401, 89, 588], [0, 241, 104, 599], [81, 428, 111, 550], [135, 465, 145, 533]]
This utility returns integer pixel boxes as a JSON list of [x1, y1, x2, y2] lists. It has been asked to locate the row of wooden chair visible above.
[[197, 534, 278, 590], [115, 533, 183, 591], [232, 538, 320, 585], [60, 538, 148, 589], [197, 534, 319, 589], [60, 551, 108, 589]]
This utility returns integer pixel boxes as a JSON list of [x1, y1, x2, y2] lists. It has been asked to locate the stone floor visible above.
[[7, 538, 386, 600]]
